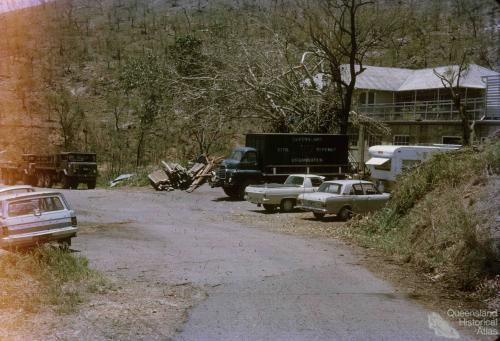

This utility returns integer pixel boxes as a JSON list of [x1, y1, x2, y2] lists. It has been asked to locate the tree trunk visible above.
[[455, 96, 471, 146]]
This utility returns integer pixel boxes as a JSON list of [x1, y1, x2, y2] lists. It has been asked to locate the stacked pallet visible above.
[[148, 156, 222, 192]]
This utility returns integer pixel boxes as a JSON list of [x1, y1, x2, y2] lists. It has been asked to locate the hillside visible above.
[[0, 0, 498, 178]]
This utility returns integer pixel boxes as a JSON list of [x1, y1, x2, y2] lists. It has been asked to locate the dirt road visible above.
[[56, 186, 478, 340]]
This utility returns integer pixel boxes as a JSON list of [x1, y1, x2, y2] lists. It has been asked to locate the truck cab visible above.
[[58, 152, 98, 189], [215, 147, 261, 197]]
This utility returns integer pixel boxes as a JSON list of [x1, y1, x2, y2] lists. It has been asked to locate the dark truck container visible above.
[[212, 133, 350, 199], [0, 152, 97, 189]]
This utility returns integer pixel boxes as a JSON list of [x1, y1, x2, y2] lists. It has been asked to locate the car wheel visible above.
[[280, 199, 295, 213], [59, 238, 71, 250], [263, 204, 277, 213], [313, 212, 325, 220], [338, 207, 353, 221]]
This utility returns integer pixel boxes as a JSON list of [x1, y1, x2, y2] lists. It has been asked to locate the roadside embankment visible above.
[[345, 141, 500, 309]]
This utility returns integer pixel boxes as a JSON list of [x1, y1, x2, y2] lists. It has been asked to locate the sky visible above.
[[0, 0, 48, 13]]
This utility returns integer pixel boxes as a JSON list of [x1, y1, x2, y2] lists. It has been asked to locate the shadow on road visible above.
[[211, 197, 243, 202], [301, 216, 344, 222]]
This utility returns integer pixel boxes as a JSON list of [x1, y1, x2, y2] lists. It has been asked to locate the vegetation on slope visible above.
[[346, 141, 500, 295], [0, 246, 108, 314]]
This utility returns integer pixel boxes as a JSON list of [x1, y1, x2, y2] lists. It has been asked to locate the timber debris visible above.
[[148, 155, 222, 192]]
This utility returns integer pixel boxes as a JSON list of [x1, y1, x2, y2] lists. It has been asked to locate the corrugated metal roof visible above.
[[344, 64, 499, 92]]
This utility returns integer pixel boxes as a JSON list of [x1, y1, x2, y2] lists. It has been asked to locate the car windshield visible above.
[[318, 183, 342, 194], [285, 176, 304, 186], [229, 150, 244, 161]]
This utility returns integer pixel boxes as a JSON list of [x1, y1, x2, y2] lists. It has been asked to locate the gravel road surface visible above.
[[59, 185, 477, 341]]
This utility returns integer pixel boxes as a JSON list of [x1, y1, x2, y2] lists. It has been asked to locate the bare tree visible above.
[[433, 53, 473, 145], [302, 0, 397, 134]]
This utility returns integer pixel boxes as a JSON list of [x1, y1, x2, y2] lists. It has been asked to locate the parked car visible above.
[[244, 174, 324, 212], [0, 185, 35, 197], [0, 191, 78, 249], [297, 180, 390, 220]]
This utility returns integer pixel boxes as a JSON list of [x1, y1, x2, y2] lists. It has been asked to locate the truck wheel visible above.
[[313, 212, 325, 220], [62, 176, 71, 189], [4, 173, 10, 185], [87, 180, 96, 189], [36, 173, 44, 187], [338, 207, 353, 221], [263, 204, 277, 213], [44, 174, 53, 188], [280, 199, 295, 213], [223, 187, 238, 198]]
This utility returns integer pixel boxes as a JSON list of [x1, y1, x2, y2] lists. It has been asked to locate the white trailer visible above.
[[366, 145, 460, 192]]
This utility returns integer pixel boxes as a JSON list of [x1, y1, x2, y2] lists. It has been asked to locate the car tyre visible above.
[[263, 204, 277, 213], [313, 212, 325, 220], [338, 207, 353, 221], [59, 238, 71, 250], [280, 199, 295, 213]]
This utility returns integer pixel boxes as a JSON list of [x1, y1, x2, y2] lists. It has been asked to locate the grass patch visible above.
[[0, 246, 108, 314], [344, 141, 500, 293]]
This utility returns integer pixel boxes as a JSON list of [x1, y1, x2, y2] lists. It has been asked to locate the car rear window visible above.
[[9, 199, 39, 217], [311, 178, 323, 187], [285, 176, 304, 186], [318, 183, 342, 194], [8, 196, 65, 217]]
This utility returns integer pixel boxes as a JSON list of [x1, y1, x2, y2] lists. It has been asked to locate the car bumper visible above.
[[296, 206, 328, 214], [244, 194, 275, 205], [0, 226, 78, 248]]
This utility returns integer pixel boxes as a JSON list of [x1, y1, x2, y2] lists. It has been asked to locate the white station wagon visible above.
[[0, 185, 35, 197], [0, 191, 78, 249], [297, 180, 390, 220]]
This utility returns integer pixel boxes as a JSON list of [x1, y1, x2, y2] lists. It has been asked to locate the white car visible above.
[[297, 180, 390, 220], [244, 174, 324, 212], [0, 185, 35, 197], [0, 191, 78, 249]]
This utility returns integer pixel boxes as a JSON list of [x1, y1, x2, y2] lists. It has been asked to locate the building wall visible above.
[[349, 121, 500, 165]]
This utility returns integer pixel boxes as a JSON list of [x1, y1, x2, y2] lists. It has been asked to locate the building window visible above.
[[442, 136, 462, 145], [393, 135, 410, 145], [368, 135, 382, 146], [358, 92, 375, 105]]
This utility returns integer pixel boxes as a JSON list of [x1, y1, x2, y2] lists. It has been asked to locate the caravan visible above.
[[366, 145, 460, 192]]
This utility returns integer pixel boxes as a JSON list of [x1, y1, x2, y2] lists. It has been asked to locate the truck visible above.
[[0, 152, 97, 189], [244, 174, 324, 212], [211, 133, 350, 199], [365, 144, 460, 192]]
